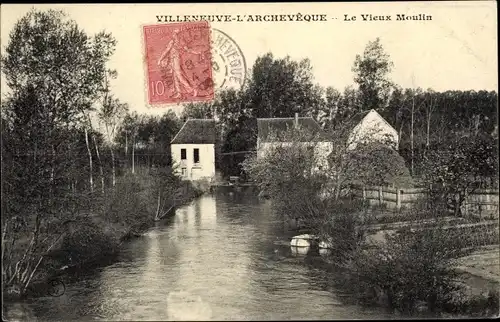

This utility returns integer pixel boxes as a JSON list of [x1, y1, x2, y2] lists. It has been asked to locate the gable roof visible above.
[[353, 109, 397, 135], [171, 119, 216, 144], [257, 117, 329, 142], [338, 109, 396, 135], [349, 110, 371, 127]]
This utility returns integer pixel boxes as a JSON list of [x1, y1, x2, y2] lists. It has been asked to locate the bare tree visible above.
[[84, 123, 94, 193], [92, 134, 105, 194], [423, 89, 437, 155], [98, 70, 129, 186]]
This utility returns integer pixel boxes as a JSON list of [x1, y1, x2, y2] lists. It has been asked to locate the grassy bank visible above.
[[244, 159, 498, 316], [3, 167, 206, 300], [297, 200, 499, 317]]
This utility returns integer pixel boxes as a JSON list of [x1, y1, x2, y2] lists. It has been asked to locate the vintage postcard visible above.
[[1, 2, 498, 321]]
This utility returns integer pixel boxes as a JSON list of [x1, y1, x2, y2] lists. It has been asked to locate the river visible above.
[[4, 191, 395, 321]]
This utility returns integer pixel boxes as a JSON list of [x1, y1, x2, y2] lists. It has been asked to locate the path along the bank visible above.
[[456, 245, 500, 295]]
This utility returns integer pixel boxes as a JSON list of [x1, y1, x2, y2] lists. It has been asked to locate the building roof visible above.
[[171, 119, 216, 144], [349, 110, 371, 127], [336, 109, 397, 135], [257, 117, 328, 142], [351, 109, 397, 135]]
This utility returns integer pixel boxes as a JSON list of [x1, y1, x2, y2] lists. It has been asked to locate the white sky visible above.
[[1, 2, 497, 116]]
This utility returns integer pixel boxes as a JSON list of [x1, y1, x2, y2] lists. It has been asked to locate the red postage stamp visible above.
[[143, 21, 214, 105]]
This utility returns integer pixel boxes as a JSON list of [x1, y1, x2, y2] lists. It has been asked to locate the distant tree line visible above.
[[182, 38, 498, 183]]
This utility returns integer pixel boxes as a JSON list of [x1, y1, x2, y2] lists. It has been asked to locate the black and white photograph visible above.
[[1, 2, 498, 320]]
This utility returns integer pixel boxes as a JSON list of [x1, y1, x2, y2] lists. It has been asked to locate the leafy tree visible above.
[[247, 53, 323, 118], [98, 93, 129, 187], [2, 9, 116, 127], [387, 89, 498, 178], [314, 86, 342, 129], [324, 113, 411, 200], [420, 132, 498, 217], [241, 127, 328, 224], [115, 111, 181, 170], [348, 142, 413, 188], [1, 8, 117, 295], [181, 101, 214, 121], [382, 86, 407, 149], [141, 112, 181, 167], [352, 38, 394, 111], [332, 86, 360, 128]]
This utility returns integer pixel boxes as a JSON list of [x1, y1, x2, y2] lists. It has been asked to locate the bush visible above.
[[441, 287, 500, 317], [99, 173, 153, 229], [316, 200, 367, 263], [344, 221, 472, 315], [60, 221, 118, 266], [461, 288, 499, 317]]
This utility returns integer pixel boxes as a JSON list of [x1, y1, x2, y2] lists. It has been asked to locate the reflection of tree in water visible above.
[[167, 290, 213, 320]]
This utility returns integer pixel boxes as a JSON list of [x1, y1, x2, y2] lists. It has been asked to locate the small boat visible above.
[[319, 248, 331, 256], [290, 234, 319, 248], [291, 246, 310, 256]]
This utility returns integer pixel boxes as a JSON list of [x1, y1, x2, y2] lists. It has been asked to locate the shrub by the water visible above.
[[313, 198, 368, 263], [343, 221, 473, 315], [458, 288, 499, 317], [60, 221, 118, 266]]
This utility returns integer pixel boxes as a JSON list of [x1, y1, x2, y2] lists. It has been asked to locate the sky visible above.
[[1, 2, 497, 116]]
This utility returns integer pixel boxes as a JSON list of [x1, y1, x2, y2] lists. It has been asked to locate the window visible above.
[[181, 168, 187, 176], [193, 148, 200, 163], [181, 148, 186, 160]]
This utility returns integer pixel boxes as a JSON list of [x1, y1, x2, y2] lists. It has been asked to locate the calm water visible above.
[[6, 192, 395, 321]]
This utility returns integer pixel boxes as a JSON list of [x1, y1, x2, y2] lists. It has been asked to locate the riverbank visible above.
[[3, 168, 208, 302], [3, 193, 400, 321], [282, 204, 499, 318]]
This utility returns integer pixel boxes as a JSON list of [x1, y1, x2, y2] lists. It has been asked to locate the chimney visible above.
[[294, 112, 299, 129]]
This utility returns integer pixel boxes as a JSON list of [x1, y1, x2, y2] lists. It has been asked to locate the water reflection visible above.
[[291, 246, 310, 256], [7, 192, 392, 321]]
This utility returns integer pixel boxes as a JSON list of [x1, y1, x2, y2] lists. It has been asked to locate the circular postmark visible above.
[[47, 278, 65, 297], [210, 28, 247, 90]]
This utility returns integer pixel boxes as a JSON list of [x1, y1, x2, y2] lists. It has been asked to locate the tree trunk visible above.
[[334, 167, 343, 200], [125, 132, 128, 156], [398, 122, 404, 151], [110, 147, 116, 187], [50, 145, 55, 184], [84, 127, 94, 193], [92, 136, 105, 194], [50, 144, 56, 204], [425, 96, 435, 158], [334, 181, 342, 200], [410, 95, 415, 176], [426, 114, 431, 148], [132, 136, 135, 174]]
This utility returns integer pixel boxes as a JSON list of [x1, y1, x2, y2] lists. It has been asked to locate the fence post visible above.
[[396, 188, 401, 210], [379, 186, 383, 206]]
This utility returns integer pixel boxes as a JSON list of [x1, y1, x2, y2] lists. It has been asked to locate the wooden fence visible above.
[[351, 185, 499, 217]]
